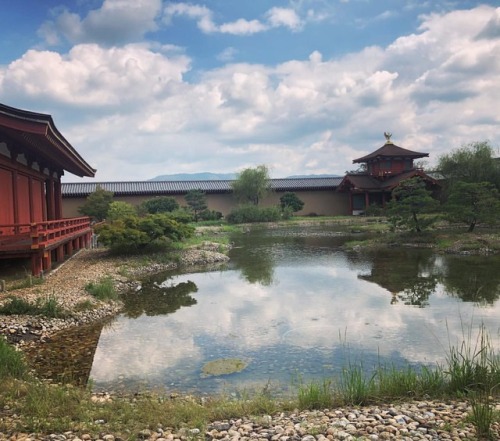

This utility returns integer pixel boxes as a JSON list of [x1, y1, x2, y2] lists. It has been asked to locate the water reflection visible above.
[[26, 227, 500, 395], [442, 255, 500, 305], [122, 274, 198, 318], [358, 249, 439, 307]]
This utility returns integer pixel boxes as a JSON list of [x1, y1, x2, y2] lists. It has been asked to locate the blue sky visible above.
[[1, 1, 499, 181]]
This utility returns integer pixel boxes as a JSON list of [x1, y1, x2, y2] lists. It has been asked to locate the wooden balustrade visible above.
[[1, 217, 93, 275]]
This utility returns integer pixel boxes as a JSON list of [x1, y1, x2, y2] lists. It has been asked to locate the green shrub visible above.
[[226, 205, 282, 224], [96, 214, 194, 251], [85, 276, 117, 301]]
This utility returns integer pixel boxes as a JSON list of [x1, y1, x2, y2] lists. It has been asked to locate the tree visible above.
[[231, 165, 271, 205], [107, 201, 137, 222], [437, 141, 500, 190], [141, 196, 179, 214], [387, 177, 439, 233], [78, 186, 114, 221], [279, 192, 304, 214], [184, 190, 207, 222], [444, 181, 500, 232]]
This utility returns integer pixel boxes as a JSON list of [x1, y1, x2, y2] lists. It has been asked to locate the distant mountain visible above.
[[285, 174, 342, 178], [150, 172, 342, 181], [150, 172, 236, 181]]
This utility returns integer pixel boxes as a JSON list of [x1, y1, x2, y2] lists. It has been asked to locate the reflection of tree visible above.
[[392, 278, 437, 307], [441, 256, 500, 305], [359, 249, 438, 307], [229, 233, 276, 286], [238, 252, 275, 286], [122, 276, 198, 318]]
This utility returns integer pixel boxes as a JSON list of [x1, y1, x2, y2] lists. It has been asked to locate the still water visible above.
[[35, 226, 500, 395]]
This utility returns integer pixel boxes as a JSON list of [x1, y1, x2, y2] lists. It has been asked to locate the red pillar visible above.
[[31, 252, 43, 276], [56, 245, 65, 262], [46, 178, 56, 220], [54, 180, 63, 219], [42, 251, 52, 272], [364, 192, 370, 210], [66, 240, 73, 256]]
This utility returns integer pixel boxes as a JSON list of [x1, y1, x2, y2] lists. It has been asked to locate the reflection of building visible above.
[[60, 134, 439, 218], [0, 103, 95, 275], [338, 134, 439, 215]]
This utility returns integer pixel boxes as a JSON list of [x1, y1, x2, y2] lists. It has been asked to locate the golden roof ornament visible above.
[[384, 132, 393, 144]]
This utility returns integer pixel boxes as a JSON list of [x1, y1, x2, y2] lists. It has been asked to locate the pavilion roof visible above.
[[0, 103, 95, 177], [338, 170, 438, 192], [353, 142, 429, 164]]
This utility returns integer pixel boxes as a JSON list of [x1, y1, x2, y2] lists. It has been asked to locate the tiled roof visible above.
[[353, 143, 429, 163], [338, 170, 439, 192], [62, 177, 343, 197]]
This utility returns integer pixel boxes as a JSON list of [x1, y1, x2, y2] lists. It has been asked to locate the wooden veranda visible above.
[[0, 103, 95, 276]]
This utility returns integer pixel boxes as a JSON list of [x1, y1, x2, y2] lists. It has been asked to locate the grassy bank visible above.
[[1, 328, 500, 439]]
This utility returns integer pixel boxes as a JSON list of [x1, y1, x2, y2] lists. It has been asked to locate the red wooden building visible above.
[[338, 133, 439, 214], [0, 103, 96, 276]]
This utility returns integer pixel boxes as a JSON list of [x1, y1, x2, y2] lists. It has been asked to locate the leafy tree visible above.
[[387, 177, 439, 233], [141, 196, 179, 214], [185, 189, 208, 222], [437, 141, 500, 190], [279, 192, 304, 213], [231, 165, 271, 205], [106, 201, 137, 222], [78, 186, 114, 221], [444, 181, 500, 232]]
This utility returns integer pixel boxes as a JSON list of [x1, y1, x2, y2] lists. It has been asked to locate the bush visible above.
[[199, 209, 223, 221], [226, 205, 282, 224], [96, 214, 194, 252], [141, 196, 179, 214], [85, 276, 117, 300]]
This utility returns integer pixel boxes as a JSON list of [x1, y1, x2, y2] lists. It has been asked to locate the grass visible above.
[[0, 295, 65, 318], [84, 276, 117, 301], [0, 337, 28, 380], [1, 328, 500, 439]]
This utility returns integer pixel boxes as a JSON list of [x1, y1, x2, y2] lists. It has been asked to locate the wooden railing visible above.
[[0, 217, 91, 251]]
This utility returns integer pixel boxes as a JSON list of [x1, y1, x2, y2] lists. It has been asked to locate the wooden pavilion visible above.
[[0, 103, 96, 276], [338, 133, 439, 214]]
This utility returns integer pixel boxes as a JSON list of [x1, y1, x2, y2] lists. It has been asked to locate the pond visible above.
[[30, 226, 500, 395]]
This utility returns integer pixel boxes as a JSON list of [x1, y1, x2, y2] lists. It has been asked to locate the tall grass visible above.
[[0, 337, 27, 379], [85, 276, 117, 300], [0, 295, 65, 318]]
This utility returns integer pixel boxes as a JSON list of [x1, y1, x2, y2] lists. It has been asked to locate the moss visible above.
[[202, 358, 248, 376]]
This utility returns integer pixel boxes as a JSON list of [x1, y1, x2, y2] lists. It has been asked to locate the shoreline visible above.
[[0, 244, 230, 348], [1, 226, 500, 440]]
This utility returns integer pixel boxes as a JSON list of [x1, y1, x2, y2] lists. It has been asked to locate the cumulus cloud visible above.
[[3, 5, 500, 181], [39, 0, 162, 45], [163, 2, 304, 35]]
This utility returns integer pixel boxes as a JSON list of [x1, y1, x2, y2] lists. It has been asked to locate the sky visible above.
[[1, 1, 499, 182]]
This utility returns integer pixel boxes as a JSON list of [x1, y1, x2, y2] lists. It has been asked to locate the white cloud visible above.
[[163, 2, 306, 35], [39, 0, 162, 45], [3, 5, 500, 181], [219, 19, 268, 35], [266, 7, 303, 31]]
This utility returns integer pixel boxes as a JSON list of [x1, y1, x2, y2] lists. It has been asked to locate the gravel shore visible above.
[[1, 246, 499, 441], [0, 244, 230, 347]]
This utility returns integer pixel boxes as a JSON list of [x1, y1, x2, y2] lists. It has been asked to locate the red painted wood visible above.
[[16, 174, 31, 224], [0, 167, 14, 225]]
